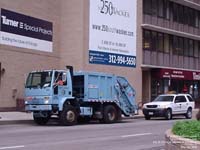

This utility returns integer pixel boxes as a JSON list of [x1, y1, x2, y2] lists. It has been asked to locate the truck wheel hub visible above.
[[108, 112, 115, 121], [66, 111, 75, 122]]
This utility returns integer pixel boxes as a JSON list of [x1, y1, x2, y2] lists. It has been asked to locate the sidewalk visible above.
[[0, 111, 33, 125]]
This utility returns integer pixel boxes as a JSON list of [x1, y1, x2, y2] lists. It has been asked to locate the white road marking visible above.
[[0, 145, 25, 150], [121, 133, 152, 138]]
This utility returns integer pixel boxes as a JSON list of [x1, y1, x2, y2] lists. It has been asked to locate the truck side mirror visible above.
[[62, 73, 67, 85]]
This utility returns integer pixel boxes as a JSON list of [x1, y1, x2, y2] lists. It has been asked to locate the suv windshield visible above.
[[25, 71, 52, 88], [153, 95, 174, 102]]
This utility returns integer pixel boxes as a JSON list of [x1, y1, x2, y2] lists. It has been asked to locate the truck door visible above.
[[53, 71, 70, 97]]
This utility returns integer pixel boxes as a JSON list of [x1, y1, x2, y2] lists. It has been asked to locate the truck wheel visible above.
[[117, 109, 122, 122], [165, 109, 172, 120], [60, 105, 77, 126], [144, 115, 151, 120], [33, 116, 49, 125], [185, 108, 192, 119], [103, 105, 117, 123]]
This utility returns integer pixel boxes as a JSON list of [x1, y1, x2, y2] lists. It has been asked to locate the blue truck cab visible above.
[[25, 66, 137, 125]]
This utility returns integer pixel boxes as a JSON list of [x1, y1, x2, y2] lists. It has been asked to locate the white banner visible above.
[[89, 0, 137, 67], [0, 31, 52, 52], [0, 9, 53, 52]]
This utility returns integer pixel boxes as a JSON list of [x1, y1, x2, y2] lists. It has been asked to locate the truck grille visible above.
[[146, 105, 157, 108]]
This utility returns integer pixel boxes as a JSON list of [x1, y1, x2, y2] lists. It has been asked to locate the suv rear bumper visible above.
[[143, 108, 167, 117]]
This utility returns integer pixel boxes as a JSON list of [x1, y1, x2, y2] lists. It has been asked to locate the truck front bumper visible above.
[[142, 108, 167, 117], [25, 104, 52, 111]]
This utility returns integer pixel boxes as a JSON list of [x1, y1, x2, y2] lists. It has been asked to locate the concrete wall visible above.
[[0, 0, 143, 109], [0, 0, 61, 108], [59, 0, 85, 70]]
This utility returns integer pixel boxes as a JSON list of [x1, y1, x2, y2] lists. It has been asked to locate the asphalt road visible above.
[[0, 117, 189, 150]]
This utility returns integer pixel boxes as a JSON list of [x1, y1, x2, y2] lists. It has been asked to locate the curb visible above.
[[133, 115, 144, 119], [0, 120, 33, 125], [122, 115, 144, 120], [165, 129, 200, 149]]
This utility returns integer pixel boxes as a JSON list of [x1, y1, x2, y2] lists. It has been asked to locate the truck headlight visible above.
[[44, 96, 50, 104], [44, 100, 49, 104]]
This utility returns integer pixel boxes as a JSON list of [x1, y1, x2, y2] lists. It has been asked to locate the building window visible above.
[[195, 10, 199, 28], [178, 37, 184, 55], [178, 5, 184, 24], [143, 30, 200, 58], [172, 36, 178, 55], [152, 0, 158, 16], [194, 41, 199, 58], [172, 36, 183, 55], [158, 33, 164, 52], [188, 8, 195, 27], [143, 30, 151, 51], [184, 38, 189, 56], [164, 34, 169, 53], [152, 31, 157, 51], [183, 7, 189, 25], [189, 39, 194, 57], [158, 0, 164, 17], [172, 3, 178, 22], [163, 0, 170, 19], [198, 12, 200, 29], [143, 0, 200, 28], [143, 0, 151, 15]]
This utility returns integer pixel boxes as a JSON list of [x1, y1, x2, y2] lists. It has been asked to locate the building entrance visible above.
[[151, 68, 200, 100]]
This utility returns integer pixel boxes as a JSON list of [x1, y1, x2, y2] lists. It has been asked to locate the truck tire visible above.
[[59, 105, 77, 126], [33, 116, 49, 125], [185, 108, 192, 119], [165, 109, 172, 120], [117, 109, 122, 122], [103, 105, 117, 123]]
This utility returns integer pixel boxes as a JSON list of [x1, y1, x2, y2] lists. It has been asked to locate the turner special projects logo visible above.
[[0, 9, 53, 52]]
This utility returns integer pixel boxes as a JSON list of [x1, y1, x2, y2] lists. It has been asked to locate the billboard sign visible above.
[[89, 0, 137, 67], [0, 9, 53, 52]]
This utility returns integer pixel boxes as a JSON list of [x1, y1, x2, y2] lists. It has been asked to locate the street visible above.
[[0, 117, 190, 150]]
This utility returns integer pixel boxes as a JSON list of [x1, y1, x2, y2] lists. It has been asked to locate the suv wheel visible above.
[[165, 109, 172, 120], [185, 108, 192, 119]]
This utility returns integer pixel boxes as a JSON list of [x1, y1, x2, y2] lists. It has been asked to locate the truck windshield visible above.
[[153, 95, 174, 102], [25, 71, 52, 88]]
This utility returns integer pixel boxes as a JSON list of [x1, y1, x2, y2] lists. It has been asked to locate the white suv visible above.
[[142, 94, 195, 120]]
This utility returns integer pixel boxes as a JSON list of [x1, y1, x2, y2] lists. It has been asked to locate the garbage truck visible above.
[[25, 66, 137, 125]]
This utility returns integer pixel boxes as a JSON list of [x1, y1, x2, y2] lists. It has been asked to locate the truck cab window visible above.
[[54, 72, 67, 86]]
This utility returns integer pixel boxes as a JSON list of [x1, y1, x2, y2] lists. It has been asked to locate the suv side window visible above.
[[187, 95, 194, 102], [175, 96, 187, 103]]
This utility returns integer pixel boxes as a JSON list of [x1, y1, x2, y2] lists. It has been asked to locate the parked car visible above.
[[142, 94, 195, 120]]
